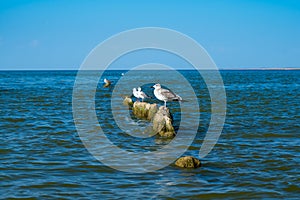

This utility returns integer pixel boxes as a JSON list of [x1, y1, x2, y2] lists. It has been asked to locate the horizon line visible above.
[[0, 67, 300, 71]]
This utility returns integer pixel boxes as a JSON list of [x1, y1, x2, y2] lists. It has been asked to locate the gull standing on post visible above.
[[152, 83, 182, 107], [137, 87, 150, 102]]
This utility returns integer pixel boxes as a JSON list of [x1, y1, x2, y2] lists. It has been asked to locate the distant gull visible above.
[[132, 88, 140, 101], [152, 83, 182, 107], [121, 73, 125, 76], [137, 87, 150, 102], [103, 78, 111, 87]]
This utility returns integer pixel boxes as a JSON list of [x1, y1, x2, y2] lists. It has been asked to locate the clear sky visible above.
[[0, 0, 300, 70]]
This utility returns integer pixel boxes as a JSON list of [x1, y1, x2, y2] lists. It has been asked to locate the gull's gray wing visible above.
[[160, 88, 177, 99], [160, 88, 182, 101]]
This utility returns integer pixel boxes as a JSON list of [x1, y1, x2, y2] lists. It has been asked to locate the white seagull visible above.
[[137, 87, 150, 102], [152, 83, 182, 107], [132, 88, 140, 101]]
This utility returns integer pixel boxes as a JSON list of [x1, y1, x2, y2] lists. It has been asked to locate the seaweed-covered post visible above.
[[152, 106, 175, 138], [132, 102, 158, 120], [123, 96, 133, 107], [131, 101, 175, 138]]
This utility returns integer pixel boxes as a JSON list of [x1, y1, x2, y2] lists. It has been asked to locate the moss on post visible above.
[[152, 106, 175, 138], [123, 96, 133, 107], [132, 102, 158, 120], [130, 101, 175, 138]]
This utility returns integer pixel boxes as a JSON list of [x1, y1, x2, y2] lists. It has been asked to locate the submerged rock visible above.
[[152, 106, 175, 138], [123, 96, 133, 107], [175, 156, 201, 168], [132, 102, 158, 120]]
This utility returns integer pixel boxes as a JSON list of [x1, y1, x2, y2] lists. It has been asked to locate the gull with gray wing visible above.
[[152, 83, 182, 107]]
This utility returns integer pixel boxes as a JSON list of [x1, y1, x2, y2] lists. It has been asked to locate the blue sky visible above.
[[0, 0, 300, 70]]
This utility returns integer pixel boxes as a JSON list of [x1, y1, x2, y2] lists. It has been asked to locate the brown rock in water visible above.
[[152, 106, 175, 138], [123, 97, 133, 107], [132, 102, 158, 120], [175, 156, 201, 168]]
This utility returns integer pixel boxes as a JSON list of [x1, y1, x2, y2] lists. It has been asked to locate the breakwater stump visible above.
[[131, 102, 175, 138], [152, 106, 175, 138], [132, 102, 158, 121]]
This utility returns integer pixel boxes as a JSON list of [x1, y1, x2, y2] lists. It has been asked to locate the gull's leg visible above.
[[164, 100, 167, 107]]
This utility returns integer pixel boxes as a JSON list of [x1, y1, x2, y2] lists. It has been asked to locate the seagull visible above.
[[152, 83, 182, 107], [137, 87, 150, 102], [103, 78, 111, 87], [132, 88, 140, 101]]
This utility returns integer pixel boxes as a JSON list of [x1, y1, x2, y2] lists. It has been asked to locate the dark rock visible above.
[[175, 156, 201, 168]]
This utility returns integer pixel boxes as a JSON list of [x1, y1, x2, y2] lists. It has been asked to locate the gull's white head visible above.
[[132, 88, 137, 92], [137, 87, 142, 91], [152, 83, 161, 89]]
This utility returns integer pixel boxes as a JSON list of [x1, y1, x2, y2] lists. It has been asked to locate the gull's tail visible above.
[[172, 95, 188, 102]]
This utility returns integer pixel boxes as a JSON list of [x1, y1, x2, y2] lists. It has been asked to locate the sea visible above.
[[0, 70, 299, 199]]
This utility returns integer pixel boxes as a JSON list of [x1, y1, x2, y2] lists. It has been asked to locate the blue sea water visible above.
[[0, 70, 299, 199]]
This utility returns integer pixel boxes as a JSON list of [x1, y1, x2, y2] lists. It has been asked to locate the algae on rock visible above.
[[132, 102, 158, 120], [175, 156, 201, 168], [152, 106, 175, 138], [131, 101, 175, 138], [123, 96, 133, 107]]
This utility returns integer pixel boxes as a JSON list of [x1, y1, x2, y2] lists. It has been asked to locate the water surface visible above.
[[0, 70, 299, 199]]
